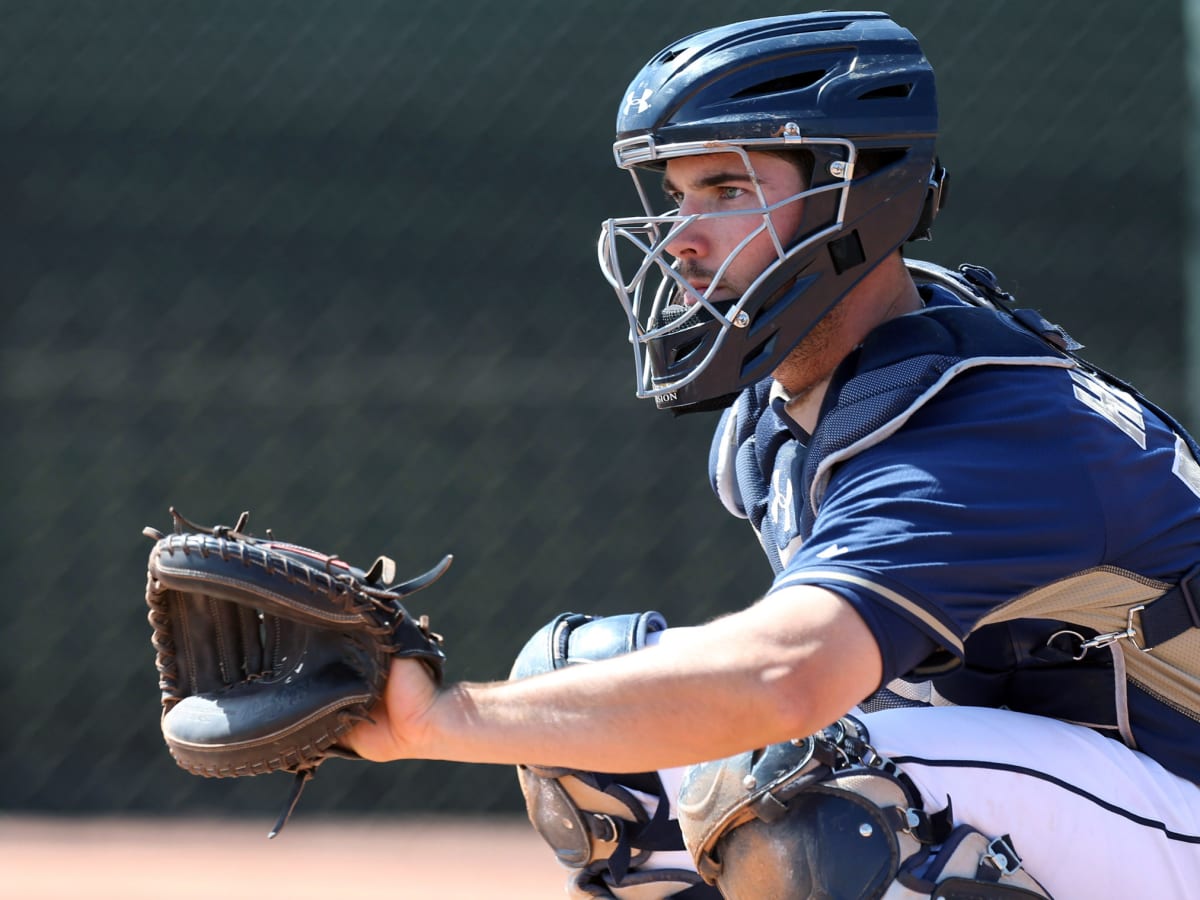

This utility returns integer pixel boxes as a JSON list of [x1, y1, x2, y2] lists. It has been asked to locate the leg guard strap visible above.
[[517, 765, 688, 878], [567, 867, 716, 900], [897, 827, 1052, 899]]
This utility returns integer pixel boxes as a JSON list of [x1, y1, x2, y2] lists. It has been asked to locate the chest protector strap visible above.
[[973, 566, 1200, 738]]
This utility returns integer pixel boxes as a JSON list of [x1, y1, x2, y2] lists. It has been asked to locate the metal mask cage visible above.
[[597, 134, 857, 400]]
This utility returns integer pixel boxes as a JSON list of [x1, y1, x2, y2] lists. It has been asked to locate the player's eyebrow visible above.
[[661, 170, 759, 195]]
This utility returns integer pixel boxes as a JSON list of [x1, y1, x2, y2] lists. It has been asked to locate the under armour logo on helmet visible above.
[[625, 88, 653, 114]]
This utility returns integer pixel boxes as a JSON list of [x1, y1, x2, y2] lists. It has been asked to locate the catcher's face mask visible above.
[[597, 138, 853, 407]]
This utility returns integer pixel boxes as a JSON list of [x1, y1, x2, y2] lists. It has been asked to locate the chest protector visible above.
[[715, 260, 1200, 745], [715, 262, 1099, 563]]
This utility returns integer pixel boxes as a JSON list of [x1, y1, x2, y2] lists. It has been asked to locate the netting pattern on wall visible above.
[[2, 0, 1186, 817]]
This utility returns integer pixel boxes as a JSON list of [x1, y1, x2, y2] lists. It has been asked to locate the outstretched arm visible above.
[[345, 584, 883, 773]]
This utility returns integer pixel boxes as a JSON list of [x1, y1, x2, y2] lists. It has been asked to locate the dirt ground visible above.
[[2, 814, 570, 899]]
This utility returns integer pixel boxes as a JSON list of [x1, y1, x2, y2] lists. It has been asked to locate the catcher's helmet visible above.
[[597, 11, 947, 411]]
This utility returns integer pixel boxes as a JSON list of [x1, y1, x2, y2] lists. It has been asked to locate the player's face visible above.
[[661, 151, 806, 305]]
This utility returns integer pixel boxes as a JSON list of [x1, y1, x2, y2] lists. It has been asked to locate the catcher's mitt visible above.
[[143, 507, 451, 836]]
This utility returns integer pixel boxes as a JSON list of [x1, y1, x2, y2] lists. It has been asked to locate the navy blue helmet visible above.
[[597, 11, 947, 411]]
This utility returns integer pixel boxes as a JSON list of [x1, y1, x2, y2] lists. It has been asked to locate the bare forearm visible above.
[[428, 644, 787, 771], [411, 588, 881, 772]]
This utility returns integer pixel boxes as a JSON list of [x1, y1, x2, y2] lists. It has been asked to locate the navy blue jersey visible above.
[[709, 282, 1200, 783]]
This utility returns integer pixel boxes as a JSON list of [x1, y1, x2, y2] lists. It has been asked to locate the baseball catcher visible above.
[[344, 11, 1196, 898], [140, 9, 1200, 898], [142, 507, 451, 836]]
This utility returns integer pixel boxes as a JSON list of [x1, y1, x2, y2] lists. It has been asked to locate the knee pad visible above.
[[510, 612, 718, 900], [509, 610, 668, 679], [677, 717, 1053, 900]]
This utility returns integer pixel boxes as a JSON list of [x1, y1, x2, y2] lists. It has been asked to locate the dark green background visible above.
[[3, 0, 1187, 819]]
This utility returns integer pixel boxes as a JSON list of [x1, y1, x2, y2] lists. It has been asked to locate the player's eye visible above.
[[717, 186, 747, 201]]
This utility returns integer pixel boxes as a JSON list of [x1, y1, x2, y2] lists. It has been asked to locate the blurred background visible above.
[[2, 0, 1193, 842]]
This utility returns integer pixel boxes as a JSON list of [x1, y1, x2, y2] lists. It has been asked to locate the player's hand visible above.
[[342, 657, 440, 762]]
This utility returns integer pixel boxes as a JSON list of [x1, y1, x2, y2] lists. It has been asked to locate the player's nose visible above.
[[664, 215, 709, 260]]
